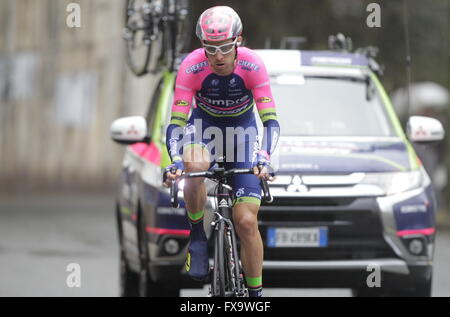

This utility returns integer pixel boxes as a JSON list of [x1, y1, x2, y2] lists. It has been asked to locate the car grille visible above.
[[258, 197, 397, 261]]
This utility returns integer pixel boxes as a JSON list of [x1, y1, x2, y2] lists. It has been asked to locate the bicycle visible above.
[[169, 160, 273, 297], [123, 0, 191, 76]]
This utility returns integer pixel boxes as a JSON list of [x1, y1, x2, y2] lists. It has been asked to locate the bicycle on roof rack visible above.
[[170, 159, 273, 297], [123, 0, 191, 76]]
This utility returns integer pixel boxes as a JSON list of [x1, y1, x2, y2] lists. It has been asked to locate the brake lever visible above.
[[261, 178, 273, 204], [256, 163, 274, 204], [170, 178, 179, 208]]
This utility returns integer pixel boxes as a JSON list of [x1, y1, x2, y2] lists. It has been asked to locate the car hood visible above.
[[272, 136, 416, 174]]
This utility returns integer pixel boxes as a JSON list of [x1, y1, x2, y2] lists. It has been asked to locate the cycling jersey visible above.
[[166, 46, 280, 163], [166, 47, 279, 204]]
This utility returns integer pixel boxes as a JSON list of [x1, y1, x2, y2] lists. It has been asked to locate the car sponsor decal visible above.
[[146, 226, 190, 237], [129, 141, 161, 166], [277, 138, 411, 172], [369, 73, 420, 171], [300, 51, 369, 67], [393, 186, 435, 232]]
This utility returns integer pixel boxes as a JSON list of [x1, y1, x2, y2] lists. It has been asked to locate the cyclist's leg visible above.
[[183, 143, 211, 218], [181, 118, 214, 280], [231, 175, 263, 297], [228, 122, 264, 296]]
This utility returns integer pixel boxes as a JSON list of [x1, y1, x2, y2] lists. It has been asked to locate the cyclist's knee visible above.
[[184, 160, 210, 173], [233, 206, 259, 237], [183, 145, 210, 169]]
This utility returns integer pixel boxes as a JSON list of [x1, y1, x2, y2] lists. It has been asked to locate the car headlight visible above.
[[362, 168, 428, 196]]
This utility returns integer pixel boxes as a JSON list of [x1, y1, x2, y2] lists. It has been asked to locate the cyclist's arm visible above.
[[253, 83, 280, 159], [247, 53, 280, 159], [165, 66, 196, 163]]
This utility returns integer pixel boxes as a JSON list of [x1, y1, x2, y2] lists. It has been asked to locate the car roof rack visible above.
[[328, 33, 353, 52], [328, 33, 384, 76]]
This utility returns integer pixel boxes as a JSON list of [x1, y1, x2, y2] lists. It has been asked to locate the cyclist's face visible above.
[[203, 36, 241, 76]]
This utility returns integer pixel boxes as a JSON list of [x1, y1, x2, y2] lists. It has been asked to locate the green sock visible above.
[[246, 276, 263, 296], [187, 210, 204, 225], [187, 210, 206, 242]]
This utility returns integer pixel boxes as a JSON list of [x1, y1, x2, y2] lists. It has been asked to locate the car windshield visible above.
[[271, 76, 395, 136]]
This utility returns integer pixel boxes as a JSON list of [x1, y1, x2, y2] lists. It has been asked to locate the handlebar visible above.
[[169, 167, 273, 208]]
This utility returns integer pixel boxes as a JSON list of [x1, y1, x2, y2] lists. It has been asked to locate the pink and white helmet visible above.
[[196, 6, 243, 42]]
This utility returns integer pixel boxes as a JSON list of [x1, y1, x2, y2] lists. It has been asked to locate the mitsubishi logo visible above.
[[127, 125, 138, 135], [415, 126, 427, 137], [286, 175, 309, 193]]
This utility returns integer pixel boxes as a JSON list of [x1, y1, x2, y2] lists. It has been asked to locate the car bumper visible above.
[[262, 259, 432, 288], [263, 258, 409, 274]]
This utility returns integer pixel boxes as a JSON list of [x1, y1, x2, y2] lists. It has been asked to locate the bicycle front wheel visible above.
[[211, 221, 225, 297]]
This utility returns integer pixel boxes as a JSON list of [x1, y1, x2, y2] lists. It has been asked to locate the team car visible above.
[[110, 42, 445, 297]]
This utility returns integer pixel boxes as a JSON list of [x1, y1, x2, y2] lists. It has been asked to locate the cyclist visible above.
[[163, 6, 280, 297]]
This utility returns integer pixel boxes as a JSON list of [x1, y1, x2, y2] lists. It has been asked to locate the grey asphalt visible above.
[[0, 193, 449, 297]]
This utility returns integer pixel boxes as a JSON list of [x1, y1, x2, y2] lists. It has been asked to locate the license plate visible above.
[[267, 227, 328, 248]]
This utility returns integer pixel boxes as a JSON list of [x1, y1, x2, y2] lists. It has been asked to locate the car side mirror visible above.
[[110, 116, 150, 145], [406, 116, 445, 144]]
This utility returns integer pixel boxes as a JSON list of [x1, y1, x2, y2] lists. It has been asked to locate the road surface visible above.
[[0, 193, 449, 297]]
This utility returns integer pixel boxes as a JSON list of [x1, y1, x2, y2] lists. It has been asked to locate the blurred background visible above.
[[0, 0, 448, 296]]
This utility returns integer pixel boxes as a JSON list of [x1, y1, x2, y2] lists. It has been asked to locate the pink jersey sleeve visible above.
[[169, 49, 207, 126], [239, 48, 278, 123]]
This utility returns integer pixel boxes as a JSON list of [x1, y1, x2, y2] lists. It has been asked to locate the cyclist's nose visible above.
[[215, 51, 225, 61]]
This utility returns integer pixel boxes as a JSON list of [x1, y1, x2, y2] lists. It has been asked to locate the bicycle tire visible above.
[[170, 0, 192, 70], [223, 226, 237, 294], [228, 223, 246, 295], [125, 0, 153, 76], [174, 0, 192, 54], [212, 221, 226, 297], [157, 0, 191, 72], [155, 0, 175, 72]]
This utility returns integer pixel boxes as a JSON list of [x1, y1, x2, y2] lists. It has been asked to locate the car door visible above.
[[120, 72, 175, 266]]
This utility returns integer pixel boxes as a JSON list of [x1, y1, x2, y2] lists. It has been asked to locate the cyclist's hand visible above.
[[253, 151, 276, 182], [163, 159, 184, 187]]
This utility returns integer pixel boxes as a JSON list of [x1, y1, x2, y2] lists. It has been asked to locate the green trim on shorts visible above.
[[233, 196, 261, 206]]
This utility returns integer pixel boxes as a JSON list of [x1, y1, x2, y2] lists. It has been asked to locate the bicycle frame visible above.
[[169, 162, 272, 297]]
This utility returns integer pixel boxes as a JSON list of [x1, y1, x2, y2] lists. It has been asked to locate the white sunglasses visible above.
[[203, 38, 238, 55]]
